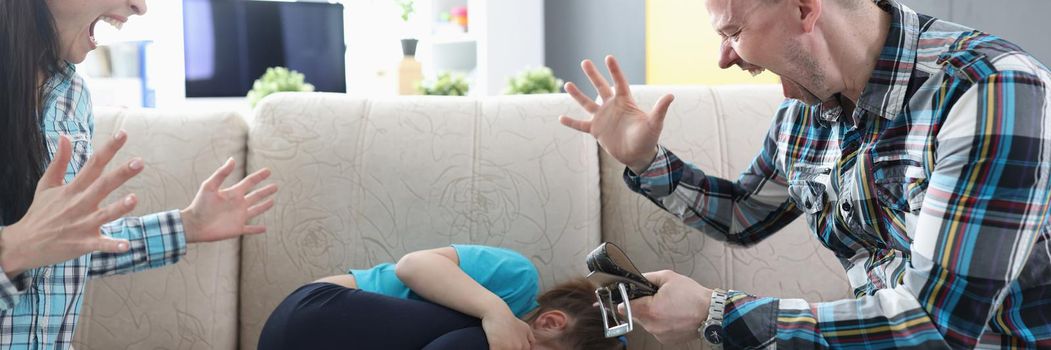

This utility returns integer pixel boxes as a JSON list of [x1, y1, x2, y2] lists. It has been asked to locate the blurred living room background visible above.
[[78, 0, 1051, 112]]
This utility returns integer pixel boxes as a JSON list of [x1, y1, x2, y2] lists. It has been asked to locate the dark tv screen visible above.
[[183, 0, 346, 97]]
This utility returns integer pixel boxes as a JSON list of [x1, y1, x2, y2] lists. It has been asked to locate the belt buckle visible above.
[[595, 282, 633, 338]]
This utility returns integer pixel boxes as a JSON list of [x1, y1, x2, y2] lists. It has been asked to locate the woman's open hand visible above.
[[181, 158, 277, 244], [0, 132, 143, 278]]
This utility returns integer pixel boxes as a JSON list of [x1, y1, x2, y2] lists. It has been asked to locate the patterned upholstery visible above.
[[239, 93, 601, 350], [74, 107, 245, 350]]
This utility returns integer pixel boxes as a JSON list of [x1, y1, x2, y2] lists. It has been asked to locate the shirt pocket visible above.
[[788, 164, 832, 215], [68, 132, 93, 174], [872, 154, 928, 214]]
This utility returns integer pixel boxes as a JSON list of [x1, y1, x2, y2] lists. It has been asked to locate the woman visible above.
[[0, 1, 277, 348], [259, 245, 625, 350]]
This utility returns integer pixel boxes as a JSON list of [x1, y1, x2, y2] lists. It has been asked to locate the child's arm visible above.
[[396, 247, 534, 350]]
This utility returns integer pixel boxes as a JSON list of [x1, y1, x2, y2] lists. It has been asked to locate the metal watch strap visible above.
[[699, 288, 728, 349], [709, 288, 726, 322]]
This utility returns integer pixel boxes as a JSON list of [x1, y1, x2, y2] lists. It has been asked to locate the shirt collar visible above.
[[854, 0, 921, 121], [42, 62, 77, 97]]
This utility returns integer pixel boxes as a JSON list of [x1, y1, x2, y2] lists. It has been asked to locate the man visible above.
[[560, 0, 1051, 348]]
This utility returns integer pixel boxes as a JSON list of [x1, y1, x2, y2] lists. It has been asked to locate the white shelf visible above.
[[419, 0, 543, 96], [430, 40, 476, 73], [343, 0, 542, 97], [430, 34, 476, 45]]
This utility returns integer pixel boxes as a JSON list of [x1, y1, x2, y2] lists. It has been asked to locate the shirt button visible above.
[[841, 201, 852, 212]]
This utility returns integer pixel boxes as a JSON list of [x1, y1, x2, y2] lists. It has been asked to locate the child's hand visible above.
[[481, 309, 534, 350]]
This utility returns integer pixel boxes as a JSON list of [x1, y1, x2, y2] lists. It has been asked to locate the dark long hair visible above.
[[0, 1, 63, 225]]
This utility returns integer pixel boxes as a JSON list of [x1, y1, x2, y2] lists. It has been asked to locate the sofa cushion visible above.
[[240, 93, 601, 350], [73, 107, 246, 350]]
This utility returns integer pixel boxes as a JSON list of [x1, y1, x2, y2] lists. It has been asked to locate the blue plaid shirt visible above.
[[628, 1, 1051, 349], [0, 65, 187, 350]]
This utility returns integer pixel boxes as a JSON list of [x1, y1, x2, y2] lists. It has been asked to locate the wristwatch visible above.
[[699, 288, 728, 349]]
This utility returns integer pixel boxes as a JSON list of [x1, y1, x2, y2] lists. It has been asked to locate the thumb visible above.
[[558, 115, 592, 133], [649, 94, 675, 125], [617, 295, 653, 317], [642, 270, 677, 287], [89, 237, 131, 254], [202, 157, 236, 192]]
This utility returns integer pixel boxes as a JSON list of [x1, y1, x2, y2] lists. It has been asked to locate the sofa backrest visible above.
[[240, 93, 602, 349], [74, 108, 247, 350]]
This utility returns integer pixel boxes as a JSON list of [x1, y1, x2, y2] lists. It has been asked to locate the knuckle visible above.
[[90, 239, 105, 252], [93, 207, 112, 225], [85, 186, 109, 204], [76, 157, 92, 170]]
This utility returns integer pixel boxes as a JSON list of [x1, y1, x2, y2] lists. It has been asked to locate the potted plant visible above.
[[419, 71, 470, 96], [246, 67, 315, 107], [395, 0, 417, 56], [395, 0, 423, 95], [505, 67, 564, 95]]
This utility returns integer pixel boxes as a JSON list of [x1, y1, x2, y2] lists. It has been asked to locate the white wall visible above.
[[472, 0, 544, 95], [344, 0, 427, 97]]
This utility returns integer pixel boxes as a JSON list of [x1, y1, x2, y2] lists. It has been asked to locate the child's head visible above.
[[524, 277, 626, 350]]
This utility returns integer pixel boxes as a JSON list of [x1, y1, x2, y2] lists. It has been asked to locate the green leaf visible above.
[[395, 0, 415, 22], [505, 66, 563, 95], [247, 67, 316, 108], [419, 71, 470, 96]]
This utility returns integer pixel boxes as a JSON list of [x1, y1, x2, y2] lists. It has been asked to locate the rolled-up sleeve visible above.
[[88, 210, 187, 277], [0, 227, 32, 310], [624, 105, 802, 246]]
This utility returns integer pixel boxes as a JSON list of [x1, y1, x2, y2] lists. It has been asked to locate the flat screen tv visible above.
[[183, 0, 346, 97]]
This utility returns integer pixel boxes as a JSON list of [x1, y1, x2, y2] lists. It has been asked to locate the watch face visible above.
[[703, 324, 724, 345]]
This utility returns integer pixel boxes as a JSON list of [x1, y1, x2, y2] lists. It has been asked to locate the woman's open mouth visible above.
[[89, 15, 126, 47]]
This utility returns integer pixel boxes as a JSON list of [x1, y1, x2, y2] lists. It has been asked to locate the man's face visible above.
[[707, 0, 830, 105]]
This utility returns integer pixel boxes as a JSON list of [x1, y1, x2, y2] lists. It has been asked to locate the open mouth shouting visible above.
[[88, 14, 127, 49]]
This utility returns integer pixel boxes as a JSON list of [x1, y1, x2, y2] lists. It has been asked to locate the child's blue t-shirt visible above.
[[348, 244, 540, 317]]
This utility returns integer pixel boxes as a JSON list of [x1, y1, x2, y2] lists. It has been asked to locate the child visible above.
[[259, 244, 625, 349]]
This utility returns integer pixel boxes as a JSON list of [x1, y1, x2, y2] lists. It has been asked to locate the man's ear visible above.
[[797, 0, 822, 33], [534, 310, 570, 331]]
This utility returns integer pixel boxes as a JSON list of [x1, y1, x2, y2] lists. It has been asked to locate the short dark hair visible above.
[[528, 277, 625, 350]]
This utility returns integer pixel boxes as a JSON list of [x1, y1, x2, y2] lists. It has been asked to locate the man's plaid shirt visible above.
[[627, 1, 1051, 348]]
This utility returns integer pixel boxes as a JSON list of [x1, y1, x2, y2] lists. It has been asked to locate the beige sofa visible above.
[[71, 85, 850, 350]]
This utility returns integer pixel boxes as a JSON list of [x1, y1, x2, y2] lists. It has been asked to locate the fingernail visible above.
[[124, 194, 136, 206], [114, 129, 126, 140], [129, 158, 143, 170], [117, 242, 129, 251]]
